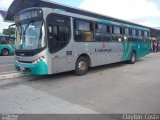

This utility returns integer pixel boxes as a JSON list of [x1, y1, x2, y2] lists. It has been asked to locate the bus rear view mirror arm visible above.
[[9, 24, 16, 28]]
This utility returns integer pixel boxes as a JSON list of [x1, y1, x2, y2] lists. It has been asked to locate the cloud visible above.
[[80, 0, 160, 27], [0, 0, 13, 10], [147, 0, 160, 9], [0, 15, 12, 33]]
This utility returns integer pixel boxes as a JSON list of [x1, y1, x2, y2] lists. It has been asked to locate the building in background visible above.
[[150, 28, 160, 52]]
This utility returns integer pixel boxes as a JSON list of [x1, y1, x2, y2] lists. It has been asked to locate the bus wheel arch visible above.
[[75, 54, 91, 76], [129, 50, 136, 64], [1, 48, 9, 56]]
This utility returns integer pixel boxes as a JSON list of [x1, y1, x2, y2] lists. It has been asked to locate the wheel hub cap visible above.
[[78, 61, 86, 71]]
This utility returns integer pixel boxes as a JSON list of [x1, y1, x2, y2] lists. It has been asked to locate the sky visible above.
[[0, 0, 160, 33]]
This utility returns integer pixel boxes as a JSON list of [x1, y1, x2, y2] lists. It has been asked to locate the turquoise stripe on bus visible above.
[[98, 19, 112, 24], [15, 61, 48, 75], [121, 40, 150, 61], [121, 42, 132, 61]]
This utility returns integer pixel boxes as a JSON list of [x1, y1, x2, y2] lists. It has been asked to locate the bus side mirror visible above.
[[9, 24, 16, 28]]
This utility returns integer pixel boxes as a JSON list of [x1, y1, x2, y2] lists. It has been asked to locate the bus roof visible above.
[[4, 0, 152, 28]]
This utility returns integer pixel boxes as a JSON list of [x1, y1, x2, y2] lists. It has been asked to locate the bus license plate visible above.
[[20, 66, 25, 71]]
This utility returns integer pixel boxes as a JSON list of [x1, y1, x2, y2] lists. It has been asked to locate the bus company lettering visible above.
[[95, 48, 112, 53]]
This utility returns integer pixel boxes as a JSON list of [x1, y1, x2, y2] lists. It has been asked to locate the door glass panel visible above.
[[47, 15, 70, 53]]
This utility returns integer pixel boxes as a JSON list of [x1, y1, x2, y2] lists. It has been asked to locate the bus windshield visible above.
[[16, 21, 46, 50]]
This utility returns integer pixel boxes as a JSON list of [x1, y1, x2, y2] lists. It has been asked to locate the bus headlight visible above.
[[32, 56, 46, 65]]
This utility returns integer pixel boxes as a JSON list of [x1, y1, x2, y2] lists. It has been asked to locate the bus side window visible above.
[[0, 37, 6, 44], [107, 25, 111, 33], [144, 31, 149, 42], [112, 26, 122, 42], [83, 31, 93, 42], [95, 23, 111, 42], [123, 28, 130, 41], [75, 30, 83, 41], [137, 30, 142, 41], [74, 19, 94, 42], [130, 29, 137, 42], [141, 31, 145, 42]]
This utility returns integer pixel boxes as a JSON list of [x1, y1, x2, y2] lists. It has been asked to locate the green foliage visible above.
[[3, 27, 15, 36]]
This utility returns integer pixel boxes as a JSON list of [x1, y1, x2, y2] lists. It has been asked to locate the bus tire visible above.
[[1, 49, 9, 56], [129, 51, 136, 64], [75, 56, 89, 76]]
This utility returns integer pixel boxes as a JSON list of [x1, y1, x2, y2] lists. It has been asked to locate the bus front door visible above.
[[47, 14, 71, 73]]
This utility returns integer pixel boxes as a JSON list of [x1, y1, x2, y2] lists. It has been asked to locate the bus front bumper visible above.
[[15, 61, 48, 75]]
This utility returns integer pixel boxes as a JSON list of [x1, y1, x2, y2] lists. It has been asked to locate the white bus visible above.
[[14, 7, 150, 75]]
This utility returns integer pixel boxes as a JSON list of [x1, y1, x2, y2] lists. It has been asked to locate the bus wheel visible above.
[[1, 49, 9, 56], [129, 51, 136, 64], [75, 56, 89, 76]]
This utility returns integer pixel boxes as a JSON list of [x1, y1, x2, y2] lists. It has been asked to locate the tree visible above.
[[3, 27, 15, 36]]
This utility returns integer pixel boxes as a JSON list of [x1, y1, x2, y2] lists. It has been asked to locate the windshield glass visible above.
[[16, 21, 46, 50]]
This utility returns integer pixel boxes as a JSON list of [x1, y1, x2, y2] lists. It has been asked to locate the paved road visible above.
[[0, 53, 160, 114], [0, 56, 15, 65], [0, 56, 15, 74]]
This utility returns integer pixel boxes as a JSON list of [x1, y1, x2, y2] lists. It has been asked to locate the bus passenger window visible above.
[[84, 32, 93, 41], [113, 26, 121, 34], [138, 30, 142, 36], [0, 37, 6, 44], [95, 23, 111, 42], [75, 31, 83, 41], [144, 31, 148, 37], [107, 25, 111, 33], [132, 29, 136, 36], [143, 31, 149, 42], [74, 19, 94, 42], [120, 27, 124, 35], [95, 32, 110, 42], [96, 24, 107, 33], [103, 34, 111, 41], [95, 33, 102, 41], [124, 28, 129, 35], [75, 20, 90, 31], [112, 26, 123, 42], [137, 30, 142, 41]]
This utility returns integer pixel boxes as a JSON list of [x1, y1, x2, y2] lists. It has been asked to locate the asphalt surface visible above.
[[0, 56, 15, 65], [0, 56, 15, 74], [0, 53, 160, 114]]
